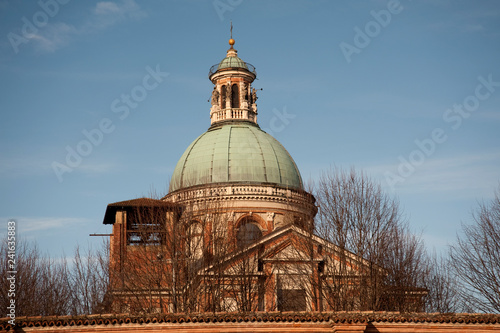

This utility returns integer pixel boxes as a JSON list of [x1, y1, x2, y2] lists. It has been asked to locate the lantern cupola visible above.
[[208, 37, 258, 126]]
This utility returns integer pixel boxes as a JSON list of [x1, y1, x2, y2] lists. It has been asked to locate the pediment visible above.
[[265, 243, 311, 261], [200, 225, 375, 276]]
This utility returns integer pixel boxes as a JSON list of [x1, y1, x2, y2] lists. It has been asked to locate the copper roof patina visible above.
[[169, 123, 303, 193]]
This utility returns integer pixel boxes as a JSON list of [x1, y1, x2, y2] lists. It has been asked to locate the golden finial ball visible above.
[[229, 38, 235, 45]]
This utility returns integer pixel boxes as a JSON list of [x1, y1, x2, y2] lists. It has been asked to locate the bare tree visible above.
[[109, 201, 180, 314], [36, 255, 73, 315], [219, 242, 268, 312], [314, 167, 429, 312], [201, 211, 231, 313], [423, 253, 461, 313], [0, 239, 72, 316], [273, 228, 321, 312], [107, 193, 242, 314], [450, 184, 500, 313], [69, 241, 111, 315], [379, 224, 429, 312], [0, 236, 112, 317]]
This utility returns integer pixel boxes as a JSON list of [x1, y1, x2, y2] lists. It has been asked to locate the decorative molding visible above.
[[210, 108, 257, 124], [165, 184, 317, 216], [267, 212, 275, 222]]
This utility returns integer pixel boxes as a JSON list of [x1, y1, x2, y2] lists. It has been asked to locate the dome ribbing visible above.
[[169, 123, 303, 192]]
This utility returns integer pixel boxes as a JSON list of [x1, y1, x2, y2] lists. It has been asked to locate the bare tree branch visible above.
[[450, 184, 500, 313], [314, 166, 429, 312]]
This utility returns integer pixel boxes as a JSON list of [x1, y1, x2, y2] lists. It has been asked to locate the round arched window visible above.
[[236, 218, 262, 248]]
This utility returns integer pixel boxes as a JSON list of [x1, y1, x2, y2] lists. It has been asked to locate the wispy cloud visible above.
[[30, 22, 77, 53], [477, 111, 500, 121], [463, 7, 500, 20], [426, 5, 500, 34], [463, 24, 484, 33], [1, 216, 90, 233], [0, 154, 116, 179], [85, 0, 147, 32], [0, 155, 53, 177], [367, 151, 500, 197], [95, 0, 147, 19], [95, 1, 123, 15], [27, 0, 147, 53], [77, 162, 116, 175], [144, 165, 174, 176]]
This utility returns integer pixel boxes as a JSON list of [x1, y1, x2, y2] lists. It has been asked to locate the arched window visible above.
[[231, 84, 239, 108], [187, 222, 203, 259], [236, 218, 262, 248], [220, 85, 226, 109]]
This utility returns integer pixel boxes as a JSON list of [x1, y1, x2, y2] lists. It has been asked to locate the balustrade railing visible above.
[[169, 184, 313, 204], [209, 62, 256, 77], [211, 109, 256, 122]]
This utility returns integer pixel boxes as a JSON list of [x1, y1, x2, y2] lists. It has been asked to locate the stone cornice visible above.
[[164, 183, 317, 215], [209, 67, 256, 83]]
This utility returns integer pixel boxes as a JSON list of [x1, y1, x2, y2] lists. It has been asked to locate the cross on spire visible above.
[[228, 22, 235, 48]]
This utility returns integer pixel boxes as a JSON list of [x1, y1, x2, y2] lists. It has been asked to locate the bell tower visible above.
[[208, 36, 258, 126]]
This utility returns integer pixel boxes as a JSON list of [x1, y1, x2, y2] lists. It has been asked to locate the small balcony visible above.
[[209, 61, 256, 77], [211, 108, 256, 124]]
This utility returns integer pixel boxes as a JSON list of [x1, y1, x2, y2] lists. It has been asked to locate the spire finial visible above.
[[229, 21, 235, 48]]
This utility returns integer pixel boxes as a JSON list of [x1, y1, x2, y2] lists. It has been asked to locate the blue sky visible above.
[[1, 0, 499, 258]]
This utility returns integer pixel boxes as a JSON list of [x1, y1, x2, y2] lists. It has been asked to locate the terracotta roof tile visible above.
[[2, 312, 500, 330], [102, 197, 181, 224]]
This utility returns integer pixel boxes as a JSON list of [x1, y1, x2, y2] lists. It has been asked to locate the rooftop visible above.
[[4, 312, 500, 332]]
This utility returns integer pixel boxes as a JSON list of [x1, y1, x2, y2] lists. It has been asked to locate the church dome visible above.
[[217, 56, 248, 71], [169, 122, 303, 193], [208, 54, 256, 78], [208, 37, 256, 78]]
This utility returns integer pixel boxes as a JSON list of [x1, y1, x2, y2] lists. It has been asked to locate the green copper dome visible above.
[[217, 56, 248, 70], [169, 123, 303, 192]]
